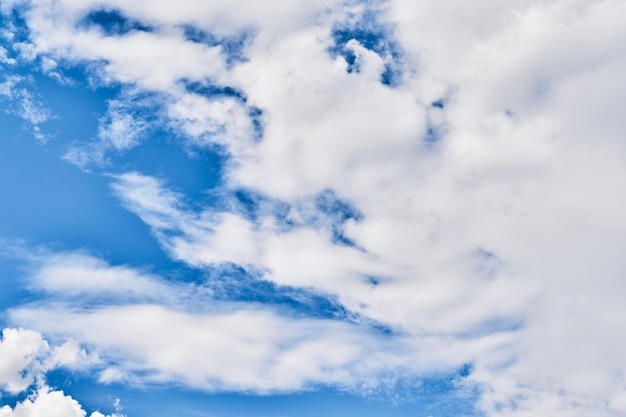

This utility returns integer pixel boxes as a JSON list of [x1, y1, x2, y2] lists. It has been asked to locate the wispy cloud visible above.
[[64, 96, 153, 169], [9, 249, 445, 395], [0, 75, 51, 142]]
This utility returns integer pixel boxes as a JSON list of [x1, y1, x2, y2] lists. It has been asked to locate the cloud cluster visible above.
[[0, 328, 48, 394], [0, 386, 123, 417], [0, 328, 115, 417], [0, 327, 97, 394], [0, 385, 121, 417], [2, 0, 626, 416]]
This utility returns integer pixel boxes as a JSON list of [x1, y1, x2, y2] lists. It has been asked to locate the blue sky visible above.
[[1, 1, 626, 417]]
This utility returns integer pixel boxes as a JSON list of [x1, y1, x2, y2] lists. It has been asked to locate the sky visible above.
[[0, 0, 626, 416]]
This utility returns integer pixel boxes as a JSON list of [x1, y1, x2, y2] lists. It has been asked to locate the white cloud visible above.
[[12, 304, 408, 392], [9, 250, 448, 394], [0, 75, 50, 142], [0, 385, 121, 417], [27, 251, 171, 301], [63, 93, 157, 169], [97, 100, 147, 151], [0, 46, 16, 65], [0, 327, 100, 396], [0, 75, 22, 98], [0, 328, 48, 394]]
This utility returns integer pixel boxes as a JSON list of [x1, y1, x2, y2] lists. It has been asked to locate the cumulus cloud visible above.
[[0, 385, 122, 417], [0, 328, 108, 417], [3, 0, 626, 416], [0, 328, 48, 394], [0, 327, 99, 395]]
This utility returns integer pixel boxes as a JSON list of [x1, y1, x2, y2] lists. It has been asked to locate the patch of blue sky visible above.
[[0, 391, 31, 414], [0, 253, 35, 325], [0, 7, 30, 46], [115, 131, 224, 204], [182, 25, 253, 67], [247, 105, 265, 141], [184, 80, 247, 103], [202, 263, 352, 321], [329, 5, 404, 87], [363, 274, 394, 288], [424, 124, 441, 145], [314, 189, 363, 223], [299, 189, 363, 247], [41, 368, 483, 417], [0, 55, 177, 276], [454, 315, 524, 342], [32, 73, 226, 204], [229, 188, 272, 220], [473, 248, 502, 280], [35, 72, 118, 142], [226, 187, 363, 247], [431, 98, 446, 109], [0, 121, 168, 265], [79, 8, 153, 37]]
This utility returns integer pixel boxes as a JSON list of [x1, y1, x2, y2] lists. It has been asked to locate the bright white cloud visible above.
[[28, 250, 171, 301], [0, 327, 99, 395], [0, 385, 121, 417], [0, 328, 48, 394]]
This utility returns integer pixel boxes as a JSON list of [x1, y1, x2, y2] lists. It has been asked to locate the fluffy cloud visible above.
[[0, 385, 121, 417], [0, 327, 99, 395], [0, 328, 48, 394], [0, 329, 109, 417]]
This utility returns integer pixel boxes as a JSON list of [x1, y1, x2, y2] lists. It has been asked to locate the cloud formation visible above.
[[0, 385, 121, 417], [10, 251, 432, 393], [0, 328, 113, 417], [1, 0, 626, 416]]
